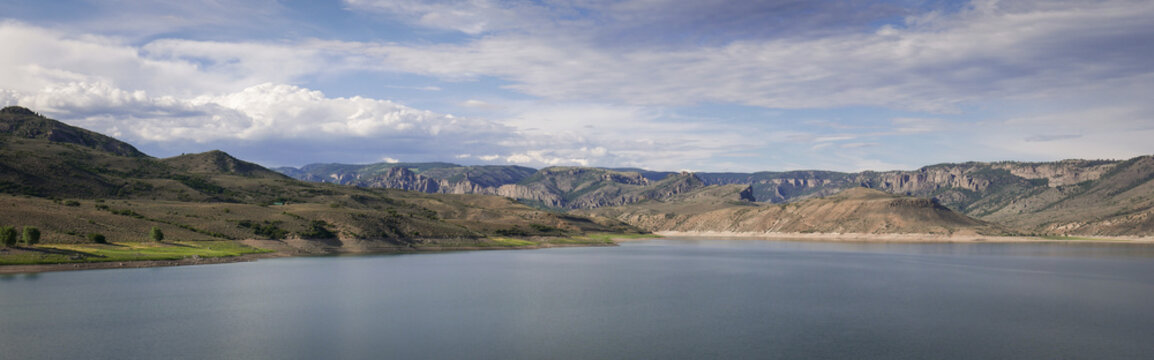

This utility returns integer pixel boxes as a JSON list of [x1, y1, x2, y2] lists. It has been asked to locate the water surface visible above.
[[3, 239, 1154, 359]]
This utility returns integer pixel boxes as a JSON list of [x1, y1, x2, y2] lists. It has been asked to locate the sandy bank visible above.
[[652, 231, 1154, 244]]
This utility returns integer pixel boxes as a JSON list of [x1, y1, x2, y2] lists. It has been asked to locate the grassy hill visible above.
[[0, 106, 642, 261]]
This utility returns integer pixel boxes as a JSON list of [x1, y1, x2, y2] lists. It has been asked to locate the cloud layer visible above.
[[1, 0, 1152, 171]]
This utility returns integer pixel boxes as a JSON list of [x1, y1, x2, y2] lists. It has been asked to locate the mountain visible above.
[[272, 162, 535, 188], [0, 107, 641, 251], [579, 187, 999, 236], [276, 163, 708, 209], [279, 156, 1154, 236]]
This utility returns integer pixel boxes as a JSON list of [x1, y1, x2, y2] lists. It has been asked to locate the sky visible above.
[[1, 0, 1152, 172]]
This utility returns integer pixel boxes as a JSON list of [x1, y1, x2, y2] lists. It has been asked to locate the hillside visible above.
[[0, 107, 641, 254], [580, 187, 999, 236], [0, 106, 146, 157], [162, 150, 289, 179]]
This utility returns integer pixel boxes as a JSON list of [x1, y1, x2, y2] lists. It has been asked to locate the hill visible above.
[[579, 187, 1000, 236], [0, 106, 145, 157], [162, 150, 289, 179]]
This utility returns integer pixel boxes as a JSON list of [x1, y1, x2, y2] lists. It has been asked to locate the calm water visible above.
[[4, 239, 1154, 359]]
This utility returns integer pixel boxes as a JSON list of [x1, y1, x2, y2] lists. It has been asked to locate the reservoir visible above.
[[3, 239, 1154, 359]]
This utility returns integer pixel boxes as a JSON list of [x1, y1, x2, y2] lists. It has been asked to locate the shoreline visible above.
[[0, 252, 287, 275], [0, 240, 617, 275], [651, 231, 1154, 244], [10, 231, 1153, 274]]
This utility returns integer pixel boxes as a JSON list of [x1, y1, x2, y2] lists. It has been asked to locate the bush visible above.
[[238, 220, 288, 239], [150, 226, 164, 242], [299, 220, 336, 239], [88, 233, 107, 244], [22, 227, 40, 246], [1, 226, 17, 247]]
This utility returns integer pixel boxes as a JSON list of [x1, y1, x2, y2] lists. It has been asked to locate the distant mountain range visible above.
[[277, 154, 1154, 236]]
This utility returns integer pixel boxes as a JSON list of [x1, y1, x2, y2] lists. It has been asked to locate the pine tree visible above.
[[150, 226, 164, 242], [1, 226, 17, 247]]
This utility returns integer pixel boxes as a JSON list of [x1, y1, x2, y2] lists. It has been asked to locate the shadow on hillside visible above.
[[16, 246, 101, 259]]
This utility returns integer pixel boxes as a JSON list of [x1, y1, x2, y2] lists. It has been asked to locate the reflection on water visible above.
[[0, 272, 40, 281], [2, 239, 1154, 359]]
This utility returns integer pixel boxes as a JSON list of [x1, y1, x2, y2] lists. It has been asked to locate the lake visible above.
[[3, 238, 1154, 359]]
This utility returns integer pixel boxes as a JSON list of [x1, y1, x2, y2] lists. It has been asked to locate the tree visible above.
[[22, 227, 40, 246], [150, 226, 164, 242], [1, 226, 17, 247], [88, 233, 106, 244]]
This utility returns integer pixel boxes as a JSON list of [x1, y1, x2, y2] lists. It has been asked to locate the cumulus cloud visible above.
[[5, 81, 511, 142]]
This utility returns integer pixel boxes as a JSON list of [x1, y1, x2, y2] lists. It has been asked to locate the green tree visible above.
[[22, 227, 40, 246], [1, 226, 17, 247], [88, 233, 106, 244], [150, 226, 164, 242]]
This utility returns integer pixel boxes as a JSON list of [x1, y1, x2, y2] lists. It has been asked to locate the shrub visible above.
[[1, 226, 17, 247], [22, 227, 40, 246], [150, 226, 164, 242], [299, 220, 336, 239], [88, 233, 107, 244], [64, 200, 81, 207]]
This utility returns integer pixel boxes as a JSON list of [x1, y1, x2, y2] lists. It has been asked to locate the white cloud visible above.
[[344, 0, 531, 35], [978, 104, 1154, 161], [3, 1, 1152, 171], [892, 118, 948, 134]]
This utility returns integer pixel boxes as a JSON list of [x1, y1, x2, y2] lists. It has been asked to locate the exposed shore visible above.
[[652, 231, 1154, 244]]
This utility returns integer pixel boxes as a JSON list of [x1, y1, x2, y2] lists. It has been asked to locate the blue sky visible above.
[[1, 0, 1152, 172]]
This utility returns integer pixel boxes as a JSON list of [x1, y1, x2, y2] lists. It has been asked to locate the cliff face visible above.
[[361, 167, 441, 193], [274, 163, 704, 209], [991, 160, 1116, 187]]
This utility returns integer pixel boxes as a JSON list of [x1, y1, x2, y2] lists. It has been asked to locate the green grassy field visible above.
[[0, 241, 272, 265]]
